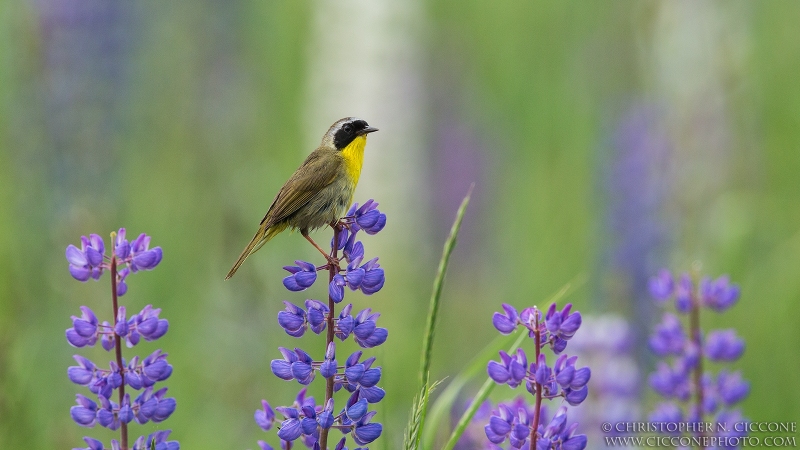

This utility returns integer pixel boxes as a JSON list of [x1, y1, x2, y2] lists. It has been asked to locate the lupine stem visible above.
[[110, 255, 128, 450], [319, 226, 341, 450], [530, 307, 542, 450], [690, 289, 705, 449]]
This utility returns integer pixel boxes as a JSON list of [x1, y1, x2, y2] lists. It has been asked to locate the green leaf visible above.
[[411, 185, 473, 449]]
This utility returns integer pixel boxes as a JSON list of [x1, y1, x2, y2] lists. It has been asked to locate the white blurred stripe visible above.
[[304, 0, 428, 252]]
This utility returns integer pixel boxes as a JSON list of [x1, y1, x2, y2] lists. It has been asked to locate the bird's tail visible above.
[[225, 224, 286, 279]]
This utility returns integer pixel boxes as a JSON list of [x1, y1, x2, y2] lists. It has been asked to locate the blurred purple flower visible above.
[[648, 269, 749, 442]]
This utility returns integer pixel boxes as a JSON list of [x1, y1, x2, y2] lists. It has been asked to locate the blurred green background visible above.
[[1, 0, 798, 448]]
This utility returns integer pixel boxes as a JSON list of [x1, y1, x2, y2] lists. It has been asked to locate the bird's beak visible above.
[[357, 126, 379, 136]]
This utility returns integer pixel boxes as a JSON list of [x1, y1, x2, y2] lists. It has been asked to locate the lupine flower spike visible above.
[[485, 302, 589, 450], [647, 269, 749, 445], [65, 229, 177, 450], [256, 200, 387, 449]]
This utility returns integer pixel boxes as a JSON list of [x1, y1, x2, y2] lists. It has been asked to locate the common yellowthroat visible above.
[[225, 117, 378, 279]]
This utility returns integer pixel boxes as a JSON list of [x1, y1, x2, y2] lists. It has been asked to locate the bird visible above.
[[225, 117, 378, 280]]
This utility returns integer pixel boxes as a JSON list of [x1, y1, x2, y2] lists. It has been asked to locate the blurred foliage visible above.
[[1, 0, 799, 449]]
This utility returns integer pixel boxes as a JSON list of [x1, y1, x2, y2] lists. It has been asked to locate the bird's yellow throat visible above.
[[341, 135, 367, 184]]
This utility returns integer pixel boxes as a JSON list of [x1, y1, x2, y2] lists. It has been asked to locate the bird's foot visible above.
[[316, 254, 341, 272]]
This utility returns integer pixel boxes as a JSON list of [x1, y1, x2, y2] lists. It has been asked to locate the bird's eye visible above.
[[343, 124, 353, 133]]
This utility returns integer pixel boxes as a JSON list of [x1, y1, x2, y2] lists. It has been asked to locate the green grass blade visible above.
[[412, 185, 473, 449], [403, 379, 444, 450]]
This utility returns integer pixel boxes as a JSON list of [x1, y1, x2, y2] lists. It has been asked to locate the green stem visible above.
[[415, 185, 473, 448]]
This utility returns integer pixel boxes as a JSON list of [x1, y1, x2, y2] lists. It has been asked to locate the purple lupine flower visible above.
[[484, 303, 589, 449], [132, 305, 169, 342], [487, 348, 527, 387], [649, 313, 686, 356], [131, 430, 179, 450], [320, 342, 337, 378], [290, 348, 316, 385], [492, 304, 519, 334], [347, 199, 387, 235], [700, 275, 740, 312], [278, 301, 308, 337], [648, 269, 749, 444], [66, 234, 105, 282], [73, 436, 107, 450], [283, 260, 318, 291], [66, 306, 99, 348], [306, 299, 329, 334], [255, 200, 387, 449], [704, 329, 745, 361], [128, 233, 163, 272], [352, 308, 388, 348], [70, 394, 99, 427], [717, 370, 750, 405], [67, 229, 162, 296], [255, 400, 276, 431], [336, 304, 355, 341], [340, 234, 385, 296], [65, 230, 176, 449], [329, 274, 346, 303], [648, 269, 674, 301]]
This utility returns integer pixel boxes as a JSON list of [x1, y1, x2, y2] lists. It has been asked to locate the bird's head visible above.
[[322, 117, 378, 150]]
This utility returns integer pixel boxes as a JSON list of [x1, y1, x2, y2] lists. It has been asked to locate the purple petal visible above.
[[68, 365, 94, 385], [358, 327, 388, 348], [492, 312, 517, 334], [131, 233, 149, 253], [365, 214, 386, 234], [66, 245, 88, 266], [70, 406, 97, 426], [346, 398, 368, 421], [271, 360, 294, 380], [116, 241, 130, 259], [570, 367, 591, 388], [291, 362, 315, 384], [132, 249, 159, 270], [85, 246, 103, 267], [487, 360, 510, 384], [563, 434, 588, 450], [359, 368, 381, 388], [353, 422, 382, 445], [320, 358, 337, 378], [69, 264, 92, 282], [360, 386, 386, 403], [648, 269, 674, 300], [152, 398, 177, 422], [294, 270, 317, 288], [278, 311, 307, 333], [277, 418, 303, 441], [355, 210, 380, 229], [66, 328, 91, 347], [72, 318, 97, 338], [283, 276, 303, 291], [489, 415, 512, 436], [329, 278, 345, 303]]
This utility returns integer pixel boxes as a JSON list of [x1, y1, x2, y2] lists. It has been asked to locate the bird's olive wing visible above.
[[260, 150, 341, 227]]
